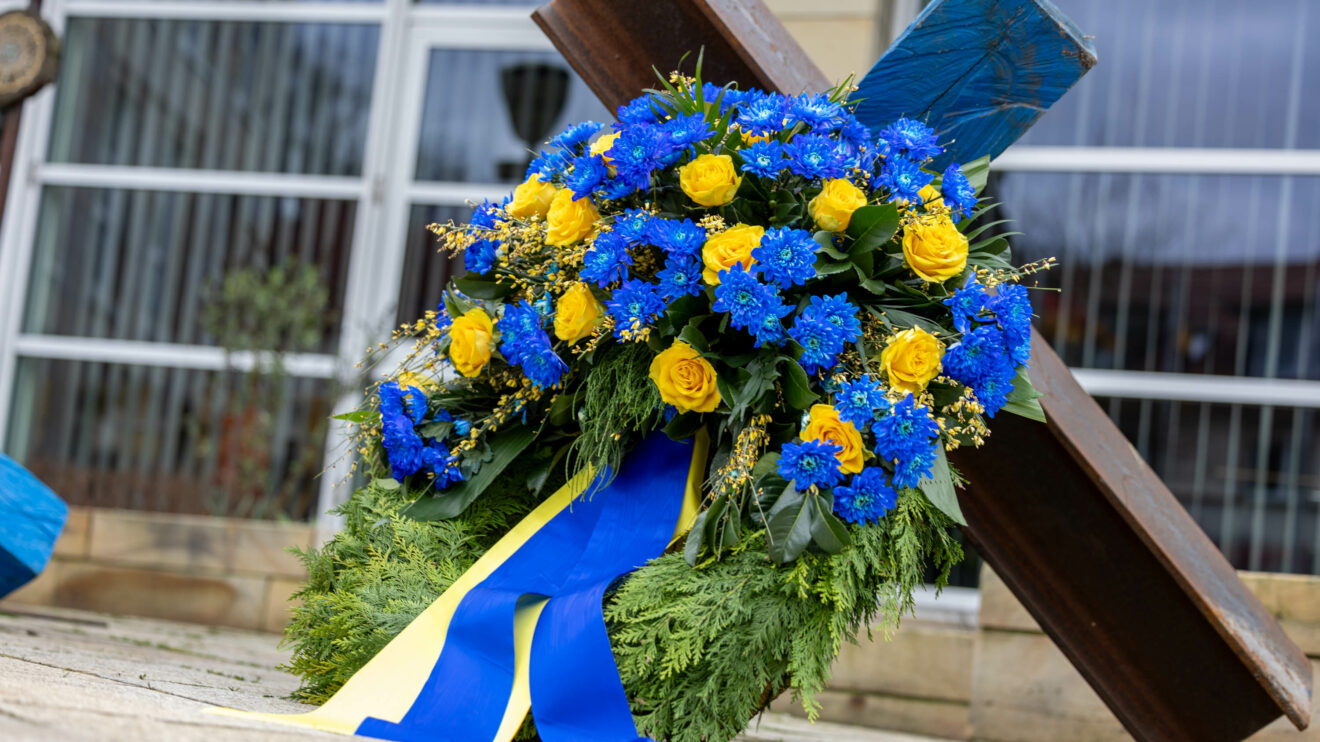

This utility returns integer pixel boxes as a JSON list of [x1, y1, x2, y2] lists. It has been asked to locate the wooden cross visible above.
[[533, 1, 1312, 740]]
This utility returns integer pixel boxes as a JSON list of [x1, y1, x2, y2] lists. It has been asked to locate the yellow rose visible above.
[[809, 178, 867, 232], [545, 188, 600, 246], [880, 327, 944, 394], [679, 153, 742, 207], [701, 224, 764, 284], [590, 131, 620, 165], [507, 175, 558, 220], [902, 215, 968, 283], [802, 404, 865, 474], [553, 282, 604, 344], [649, 341, 722, 414], [394, 371, 437, 391], [448, 308, 494, 378]]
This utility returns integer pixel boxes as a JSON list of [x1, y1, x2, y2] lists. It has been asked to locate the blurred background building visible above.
[[0, 0, 1316, 583]]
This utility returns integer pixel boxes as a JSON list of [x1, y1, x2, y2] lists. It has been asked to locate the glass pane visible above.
[[1096, 396, 1320, 574], [6, 357, 332, 520], [49, 19, 379, 175], [996, 172, 1320, 380], [396, 203, 470, 325], [1021, 0, 1319, 149], [415, 49, 611, 183], [23, 187, 356, 353]]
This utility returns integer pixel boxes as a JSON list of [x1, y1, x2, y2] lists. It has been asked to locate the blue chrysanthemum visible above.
[[564, 155, 608, 199], [701, 82, 742, 113], [878, 154, 934, 204], [753, 227, 817, 289], [465, 237, 499, 275], [988, 284, 1033, 366], [607, 279, 666, 340], [789, 93, 844, 132], [941, 162, 977, 218], [752, 298, 794, 348], [943, 277, 989, 333], [497, 301, 545, 365], [736, 92, 790, 135], [453, 418, 471, 437], [872, 395, 941, 489], [612, 209, 654, 246], [878, 117, 942, 162], [778, 439, 844, 490], [381, 411, 425, 481], [611, 124, 674, 185], [526, 149, 571, 181], [739, 139, 785, 178], [833, 467, 898, 524], [657, 256, 704, 299], [834, 374, 889, 429], [549, 120, 604, 151], [647, 218, 706, 260], [579, 231, 632, 287], [943, 325, 1010, 385], [713, 269, 775, 332], [784, 133, 845, 179], [800, 293, 862, 342], [664, 113, 715, 151], [973, 361, 1017, 418], [519, 345, 570, 389], [420, 440, 465, 489], [789, 316, 845, 374], [616, 95, 662, 126]]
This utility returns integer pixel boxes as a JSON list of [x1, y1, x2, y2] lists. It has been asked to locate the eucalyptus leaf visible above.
[[403, 424, 538, 521], [917, 446, 966, 525]]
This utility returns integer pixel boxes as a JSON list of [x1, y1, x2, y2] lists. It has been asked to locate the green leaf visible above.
[[679, 322, 709, 353], [1002, 397, 1046, 423], [961, 155, 991, 195], [403, 424, 538, 520], [443, 287, 474, 319], [815, 260, 853, 276], [809, 493, 851, 553], [452, 276, 511, 300], [779, 358, 818, 410], [917, 446, 966, 525], [845, 203, 901, 255], [720, 513, 741, 548], [416, 420, 453, 440], [333, 409, 379, 424], [873, 307, 945, 335], [1007, 366, 1041, 403], [373, 477, 400, 492], [766, 483, 813, 563], [703, 495, 729, 554], [684, 511, 708, 566], [663, 411, 705, 441]]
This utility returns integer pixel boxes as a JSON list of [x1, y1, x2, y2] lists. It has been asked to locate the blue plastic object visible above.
[[0, 453, 67, 598], [854, 0, 1097, 170]]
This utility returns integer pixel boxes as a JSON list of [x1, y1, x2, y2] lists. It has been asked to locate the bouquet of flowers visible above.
[[287, 70, 1051, 742]]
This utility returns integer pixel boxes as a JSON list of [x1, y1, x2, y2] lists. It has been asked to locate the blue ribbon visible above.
[[356, 432, 694, 742]]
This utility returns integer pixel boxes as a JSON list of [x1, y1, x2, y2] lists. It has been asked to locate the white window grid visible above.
[[0, 0, 1318, 524]]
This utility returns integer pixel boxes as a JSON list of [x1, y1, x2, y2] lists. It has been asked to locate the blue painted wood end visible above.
[[854, 0, 1096, 169], [0, 453, 67, 598]]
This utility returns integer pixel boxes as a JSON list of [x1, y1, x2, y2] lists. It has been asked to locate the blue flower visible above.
[[988, 284, 1033, 366], [420, 440, 464, 489], [878, 155, 933, 204], [612, 209, 654, 246], [784, 133, 846, 179], [834, 374, 889, 429], [519, 345, 570, 389], [647, 218, 705, 260], [752, 227, 817, 289], [607, 279, 665, 340], [497, 301, 546, 365], [611, 124, 674, 185], [789, 93, 845, 132], [737, 93, 790, 135], [464, 200, 504, 274], [434, 303, 452, 332], [657, 256, 704, 299], [549, 121, 604, 151], [789, 316, 845, 374], [739, 139, 785, 178], [381, 411, 425, 481], [664, 113, 715, 151], [800, 293, 861, 342], [943, 325, 1010, 386], [941, 162, 977, 218], [778, 439, 844, 490], [616, 95, 662, 126], [833, 467, 898, 524], [872, 395, 941, 489], [580, 231, 632, 287], [712, 269, 776, 332], [526, 149, 571, 181], [878, 117, 942, 162], [973, 362, 1017, 418], [943, 277, 989, 333], [564, 155, 608, 199], [453, 418, 471, 437], [701, 82, 742, 113], [752, 300, 794, 348]]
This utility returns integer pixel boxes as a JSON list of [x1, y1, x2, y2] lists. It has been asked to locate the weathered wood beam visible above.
[[532, 1, 1312, 739]]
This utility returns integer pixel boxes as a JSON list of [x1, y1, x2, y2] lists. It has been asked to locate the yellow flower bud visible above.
[[809, 178, 867, 232], [802, 404, 865, 474], [701, 224, 764, 284], [545, 188, 600, 246], [553, 282, 605, 344], [901, 214, 968, 283], [649, 341, 722, 414], [679, 153, 742, 207], [880, 327, 944, 394], [448, 308, 494, 378], [507, 175, 558, 220]]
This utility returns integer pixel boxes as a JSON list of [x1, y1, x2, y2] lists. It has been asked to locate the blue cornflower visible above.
[[943, 277, 989, 333], [579, 231, 632, 287], [941, 162, 977, 218], [737, 93, 790, 135], [834, 374, 889, 429], [739, 139, 785, 178], [942, 325, 1011, 387], [647, 218, 705, 260], [988, 284, 1033, 366], [549, 121, 604, 151], [789, 316, 845, 374], [878, 155, 934, 204], [833, 467, 899, 524], [616, 95, 662, 126], [752, 227, 817, 289], [878, 117, 942, 162], [778, 439, 844, 490], [657, 256, 704, 299], [712, 269, 775, 332], [607, 279, 666, 340], [784, 133, 846, 179], [800, 294, 862, 342], [664, 113, 715, 151], [872, 395, 941, 489], [564, 155, 608, 199], [789, 93, 845, 132], [612, 209, 654, 246]]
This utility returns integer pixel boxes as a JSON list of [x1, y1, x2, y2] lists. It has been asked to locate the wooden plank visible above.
[[532, 1, 1312, 739]]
